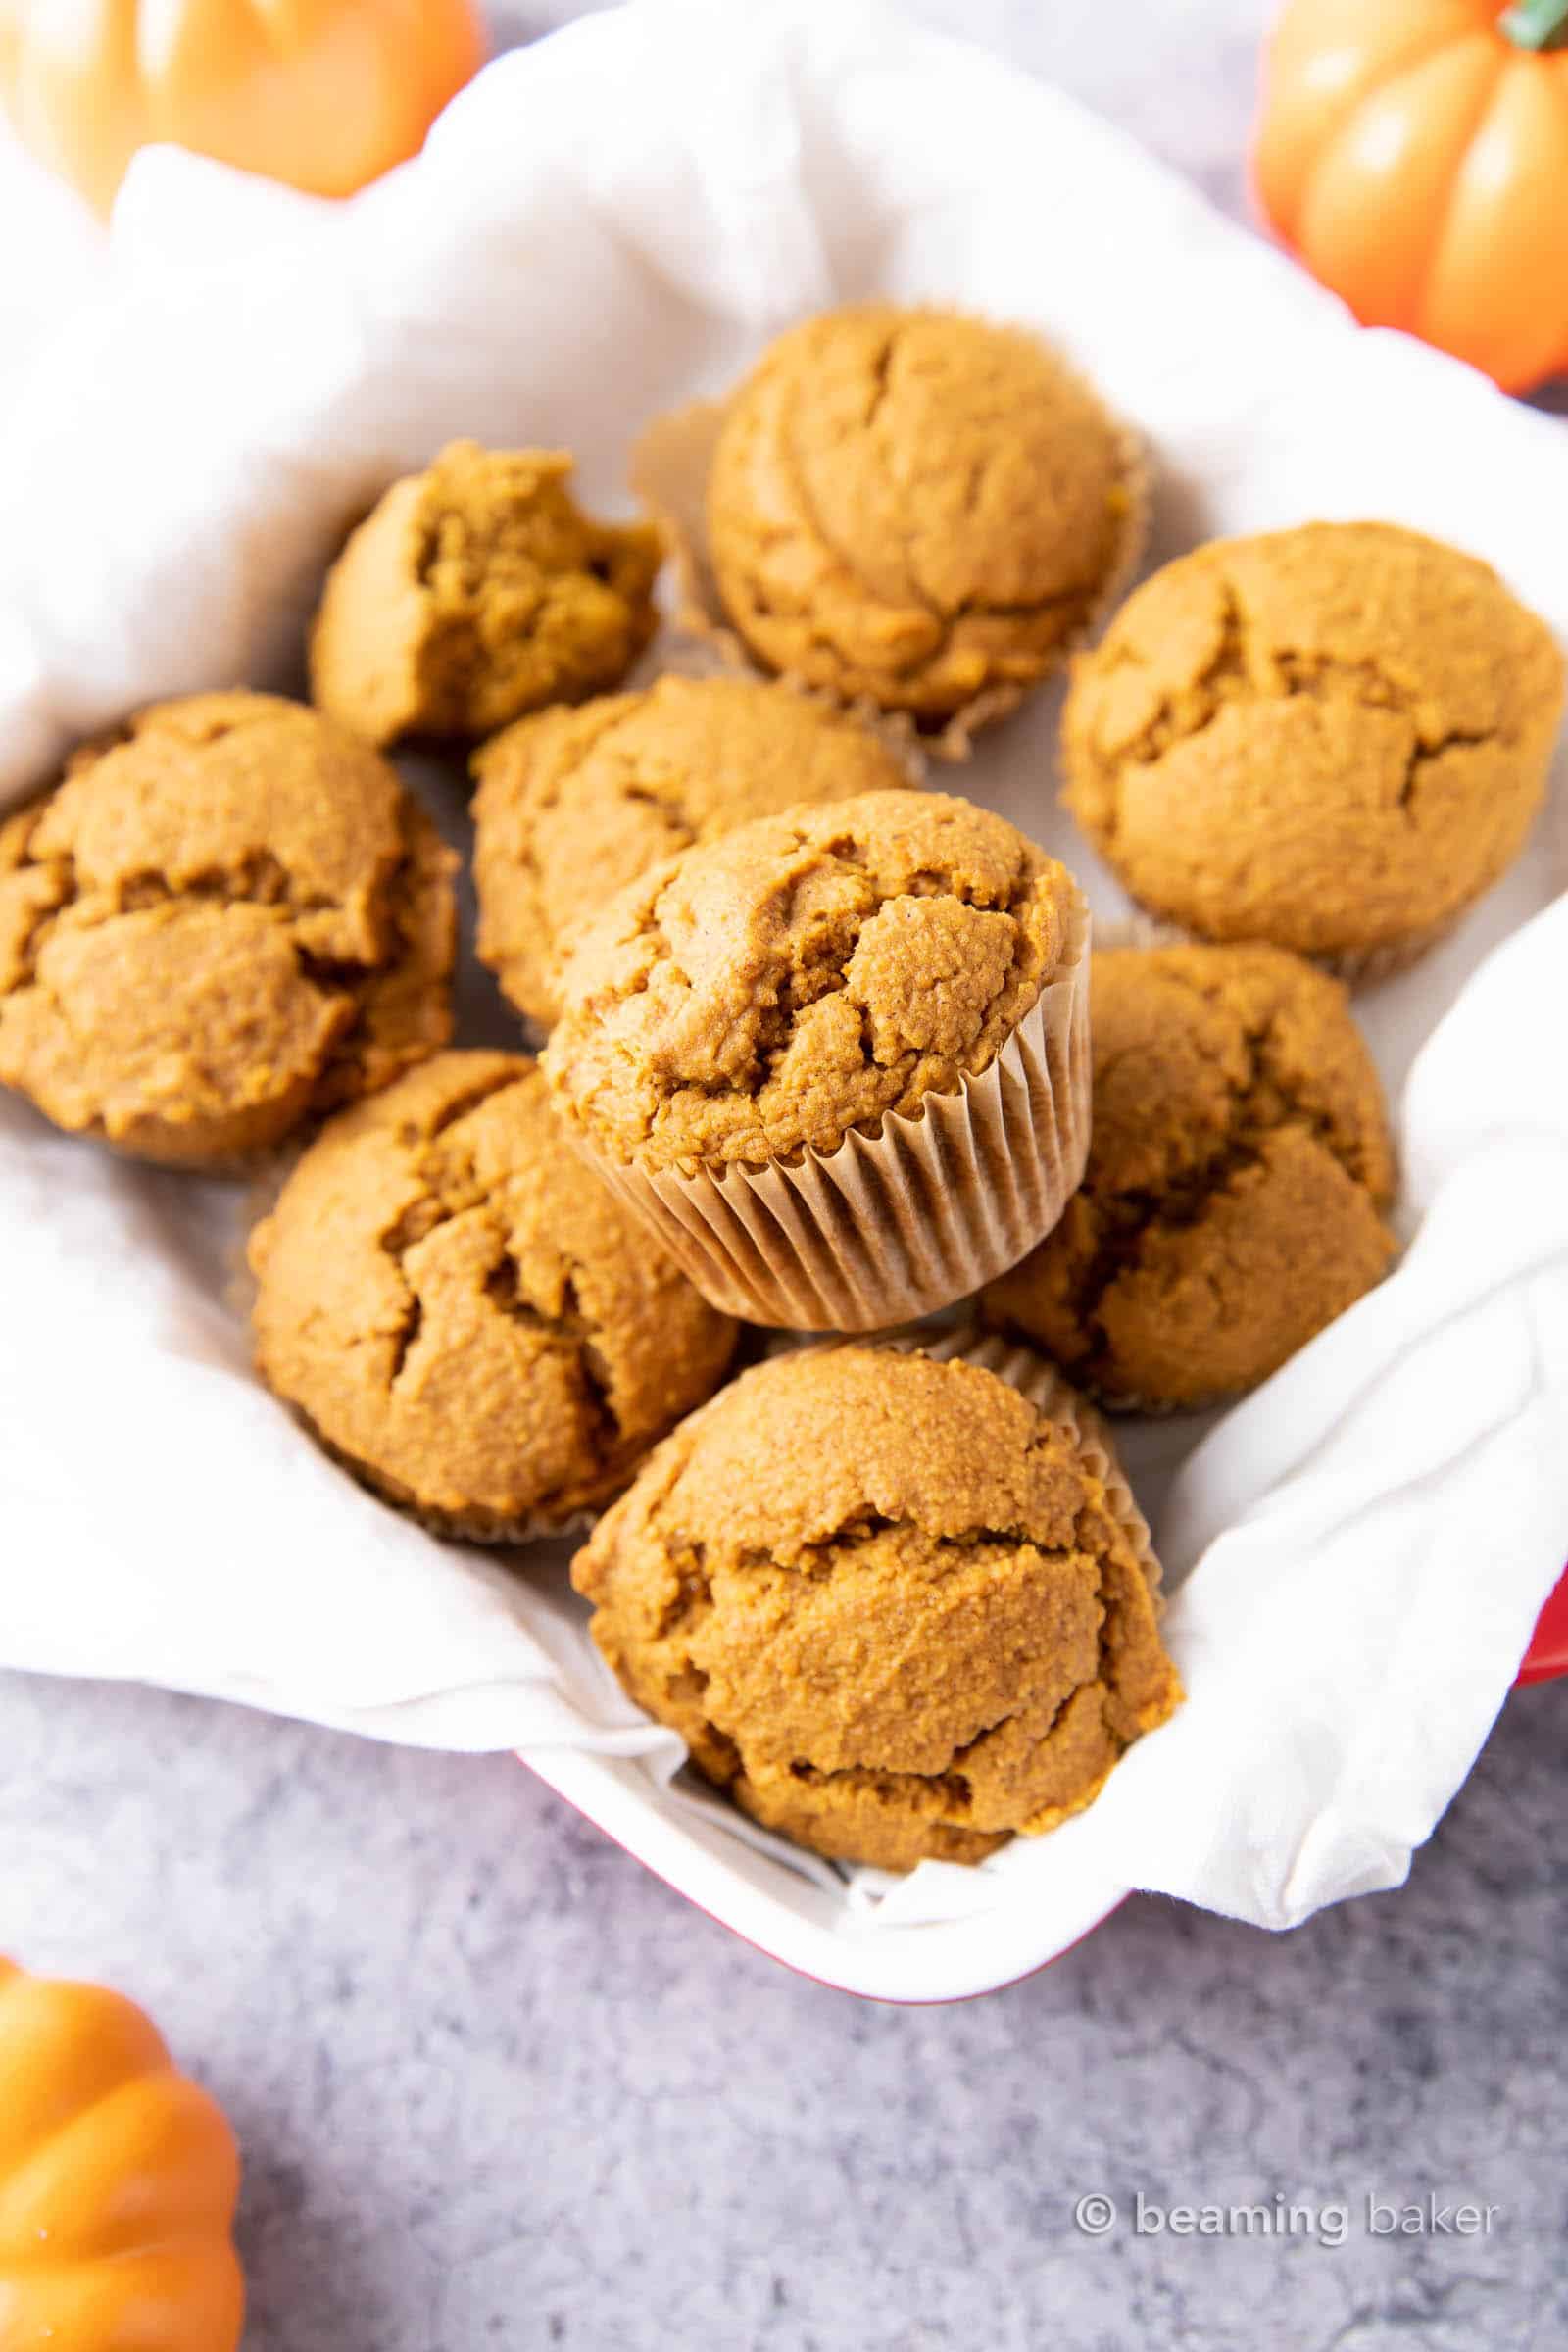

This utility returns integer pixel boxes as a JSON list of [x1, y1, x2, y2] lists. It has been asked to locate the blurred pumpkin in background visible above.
[[1255, 0, 1568, 392], [0, 1954, 243, 2351], [0, 0, 486, 217]]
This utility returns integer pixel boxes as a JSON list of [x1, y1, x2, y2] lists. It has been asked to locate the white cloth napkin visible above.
[[0, 0, 1563, 1937]]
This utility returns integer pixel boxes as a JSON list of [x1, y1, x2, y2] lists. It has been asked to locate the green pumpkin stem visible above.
[[1500, 0, 1568, 52]]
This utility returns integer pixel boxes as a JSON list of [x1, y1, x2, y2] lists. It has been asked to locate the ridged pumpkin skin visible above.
[[0, 1957, 243, 2352], [1255, 0, 1568, 392], [0, 0, 485, 217]]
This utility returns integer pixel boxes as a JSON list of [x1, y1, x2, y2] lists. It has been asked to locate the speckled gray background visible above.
[[3, 7, 1564, 2349]]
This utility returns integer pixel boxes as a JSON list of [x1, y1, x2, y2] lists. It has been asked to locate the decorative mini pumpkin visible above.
[[0, 1956, 243, 2351], [0, 0, 485, 218], [1255, 0, 1568, 392]]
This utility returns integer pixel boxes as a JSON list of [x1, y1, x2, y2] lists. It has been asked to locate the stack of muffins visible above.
[[2, 305, 1559, 1876]]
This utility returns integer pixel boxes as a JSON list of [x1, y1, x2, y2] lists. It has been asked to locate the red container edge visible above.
[[1517, 1562, 1568, 1687]]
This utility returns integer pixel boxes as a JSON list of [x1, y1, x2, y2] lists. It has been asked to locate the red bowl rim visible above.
[[518, 1558, 1568, 2000], [1518, 1561, 1568, 1687]]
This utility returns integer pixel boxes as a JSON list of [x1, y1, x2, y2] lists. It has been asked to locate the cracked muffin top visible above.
[[1062, 522, 1564, 963], [249, 1050, 738, 1538], [0, 692, 456, 1168], [309, 441, 662, 748], [472, 674, 909, 1029], [541, 789, 1084, 1174], [983, 944, 1397, 1409], [573, 1344, 1181, 1871], [706, 306, 1137, 723]]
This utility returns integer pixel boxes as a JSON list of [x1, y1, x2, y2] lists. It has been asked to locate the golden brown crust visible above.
[[706, 306, 1135, 721], [471, 675, 908, 1028], [249, 1051, 738, 1538], [572, 1345, 1181, 1871], [541, 788, 1080, 1173], [0, 692, 456, 1167], [315, 798, 460, 1110], [982, 944, 1398, 1408], [1061, 522, 1564, 961], [309, 441, 662, 748]]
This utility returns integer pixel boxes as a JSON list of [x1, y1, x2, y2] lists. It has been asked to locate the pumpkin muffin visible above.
[[309, 441, 662, 748], [250, 1050, 738, 1538], [1061, 522, 1564, 974], [982, 943, 1398, 1409], [573, 1343, 1180, 1871], [542, 789, 1091, 1330], [705, 305, 1140, 726], [0, 692, 455, 1168], [472, 674, 909, 1029]]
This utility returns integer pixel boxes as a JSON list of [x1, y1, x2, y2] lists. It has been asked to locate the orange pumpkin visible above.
[[0, 1955, 243, 2352], [1254, 0, 1568, 392], [0, 0, 486, 218]]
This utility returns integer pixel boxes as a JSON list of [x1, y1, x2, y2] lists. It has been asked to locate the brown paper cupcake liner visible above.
[[977, 1297, 1220, 1421], [629, 338, 1149, 762], [621, 592, 929, 787], [1092, 899, 1460, 989], [1315, 908, 1466, 987], [1089, 911, 1199, 956], [280, 1405, 605, 1548], [582, 893, 1091, 1333]]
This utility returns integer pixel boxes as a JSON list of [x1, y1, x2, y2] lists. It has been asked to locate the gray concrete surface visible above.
[[5, 1674, 1562, 2349]]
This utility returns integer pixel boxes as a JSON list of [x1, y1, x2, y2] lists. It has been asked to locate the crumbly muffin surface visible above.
[[472, 675, 908, 1028], [1062, 522, 1564, 959], [309, 441, 662, 747], [573, 1346, 1180, 1871], [250, 1051, 737, 1536], [984, 945, 1397, 1407], [707, 306, 1133, 720], [0, 692, 455, 1166], [542, 789, 1081, 1172]]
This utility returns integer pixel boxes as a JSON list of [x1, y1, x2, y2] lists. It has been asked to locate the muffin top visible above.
[[574, 1344, 1179, 1871], [542, 790, 1083, 1173], [472, 675, 909, 1028], [706, 306, 1135, 722], [0, 692, 455, 1167], [250, 1050, 738, 1537], [309, 440, 662, 747], [983, 944, 1397, 1408], [1062, 521, 1564, 959]]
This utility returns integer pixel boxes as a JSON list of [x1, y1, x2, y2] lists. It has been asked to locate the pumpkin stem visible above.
[[1500, 0, 1568, 50]]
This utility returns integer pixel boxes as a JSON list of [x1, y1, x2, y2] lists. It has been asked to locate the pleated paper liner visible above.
[[578, 890, 1092, 1334], [628, 346, 1149, 763], [1090, 911, 1200, 957], [1317, 908, 1469, 987], [265, 1396, 609, 1549], [1085, 907, 1407, 981], [619, 599, 931, 787], [1089, 894, 1464, 989]]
